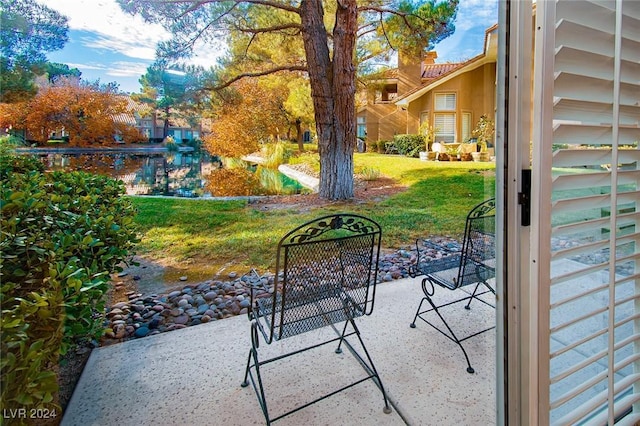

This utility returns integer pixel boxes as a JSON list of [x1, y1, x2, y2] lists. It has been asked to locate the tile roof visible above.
[[422, 63, 462, 80]]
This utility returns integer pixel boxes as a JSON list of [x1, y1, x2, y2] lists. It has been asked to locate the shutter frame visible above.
[[533, 0, 640, 424]]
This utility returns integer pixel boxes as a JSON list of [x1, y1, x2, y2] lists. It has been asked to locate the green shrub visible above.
[[0, 135, 26, 148], [1, 151, 139, 414], [289, 151, 320, 170], [356, 166, 381, 181], [164, 136, 178, 152], [377, 140, 388, 153], [0, 145, 44, 177], [393, 134, 425, 157], [261, 142, 290, 169]]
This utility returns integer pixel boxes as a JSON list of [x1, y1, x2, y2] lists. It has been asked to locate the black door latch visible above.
[[519, 169, 531, 226]]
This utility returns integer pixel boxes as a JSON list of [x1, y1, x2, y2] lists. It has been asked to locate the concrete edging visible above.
[[278, 164, 319, 192]]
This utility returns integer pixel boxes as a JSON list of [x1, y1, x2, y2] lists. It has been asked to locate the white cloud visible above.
[[434, 0, 498, 62], [46, 0, 224, 67], [105, 61, 150, 78], [46, 0, 170, 60], [61, 62, 106, 71], [455, 0, 499, 31], [81, 35, 157, 61]]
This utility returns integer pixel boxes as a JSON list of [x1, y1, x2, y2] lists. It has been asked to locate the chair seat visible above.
[[255, 289, 364, 340], [427, 267, 460, 290], [414, 253, 462, 276]]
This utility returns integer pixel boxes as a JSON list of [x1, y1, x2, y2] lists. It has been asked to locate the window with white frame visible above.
[[434, 113, 456, 143], [435, 93, 456, 110], [434, 93, 456, 142], [419, 111, 429, 126], [462, 112, 472, 142]]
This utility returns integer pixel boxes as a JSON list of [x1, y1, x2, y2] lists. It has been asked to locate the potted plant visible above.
[[446, 144, 459, 161], [418, 120, 438, 161], [470, 115, 494, 162], [459, 139, 477, 161]]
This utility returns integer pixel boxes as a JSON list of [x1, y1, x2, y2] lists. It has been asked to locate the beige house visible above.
[[357, 24, 498, 147]]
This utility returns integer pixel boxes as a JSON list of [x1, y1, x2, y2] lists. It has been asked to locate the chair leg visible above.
[[241, 350, 252, 388], [335, 317, 350, 354], [241, 324, 272, 424], [243, 318, 393, 422], [464, 281, 496, 310], [410, 293, 475, 374], [410, 297, 427, 328], [464, 282, 483, 310], [342, 318, 393, 414]]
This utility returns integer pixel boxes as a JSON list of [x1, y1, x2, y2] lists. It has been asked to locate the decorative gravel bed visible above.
[[101, 236, 462, 344]]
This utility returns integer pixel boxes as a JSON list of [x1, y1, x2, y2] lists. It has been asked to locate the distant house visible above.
[[114, 97, 203, 143], [357, 23, 498, 146]]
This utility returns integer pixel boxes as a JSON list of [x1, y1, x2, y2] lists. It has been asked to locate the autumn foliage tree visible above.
[[0, 77, 145, 145], [205, 78, 290, 158]]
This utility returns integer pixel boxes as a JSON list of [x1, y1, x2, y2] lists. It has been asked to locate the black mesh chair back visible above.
[[253, 214, 381, 342], [415, 198, 495, 291], [458, 198, 496, 285]]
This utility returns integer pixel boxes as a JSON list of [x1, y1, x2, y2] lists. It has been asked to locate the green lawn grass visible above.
[[131, 154, 495, 275]]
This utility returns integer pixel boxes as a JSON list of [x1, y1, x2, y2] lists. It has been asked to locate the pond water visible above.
[[33, 150, 308, 197]]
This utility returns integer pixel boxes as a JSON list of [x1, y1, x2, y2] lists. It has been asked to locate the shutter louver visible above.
[[536, 0, 640, 424], [435, 93, 456, 110], [462, 113, 471, 142], [434, 113, 456, 143]]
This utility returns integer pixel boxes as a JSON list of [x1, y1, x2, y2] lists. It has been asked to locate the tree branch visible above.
[[240, 0, 300, 14], [206, 65, 308, 90], [232, 22, 302, 34], [138, 0, 300, 14]]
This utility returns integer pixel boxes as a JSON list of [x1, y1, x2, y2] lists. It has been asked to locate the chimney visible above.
[[423, 51, 438, 65]]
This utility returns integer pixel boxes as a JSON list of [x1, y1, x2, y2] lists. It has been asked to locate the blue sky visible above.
[[46, 0, 498, 94]]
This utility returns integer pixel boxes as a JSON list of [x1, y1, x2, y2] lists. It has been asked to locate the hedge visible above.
[[0, 147, 139, 417], [393, 134, 425, 157]]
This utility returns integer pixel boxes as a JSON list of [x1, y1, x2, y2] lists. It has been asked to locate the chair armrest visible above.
[[242, 269, 270, 315]]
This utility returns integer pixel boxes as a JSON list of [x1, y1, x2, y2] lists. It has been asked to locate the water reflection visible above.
[[38, 151, 306, 197], [41, 151, 218, 196]]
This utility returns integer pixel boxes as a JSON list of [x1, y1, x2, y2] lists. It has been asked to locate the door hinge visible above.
[[519, 169, 531, 226]]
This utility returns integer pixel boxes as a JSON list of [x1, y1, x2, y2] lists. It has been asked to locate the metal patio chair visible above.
[[241, 213, 392, 424], [409, 198, 496, 373]]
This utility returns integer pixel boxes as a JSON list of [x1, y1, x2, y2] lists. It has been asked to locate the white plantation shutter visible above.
[[532, 1, 640, 425], [434, 113, 456, 143], [434, 92, 456, 110], [462, 112, 471, 142]]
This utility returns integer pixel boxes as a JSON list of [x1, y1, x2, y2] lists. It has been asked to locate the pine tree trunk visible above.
[[162, 106, 170, 139], [300, 0, 356, 200], [295, 119, 304, 152]]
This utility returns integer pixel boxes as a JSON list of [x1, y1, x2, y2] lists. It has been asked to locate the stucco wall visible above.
[[406, 62, 497, 142]]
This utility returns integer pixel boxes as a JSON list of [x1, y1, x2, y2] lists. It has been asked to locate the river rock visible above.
[[134, 327, 150, 338], [174, 314, 189, 325]]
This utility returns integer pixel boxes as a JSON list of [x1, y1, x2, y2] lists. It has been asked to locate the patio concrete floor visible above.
[[62, 276, 496, 425]]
